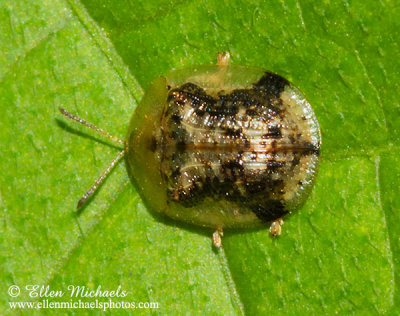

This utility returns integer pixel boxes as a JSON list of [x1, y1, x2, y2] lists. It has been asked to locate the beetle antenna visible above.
[[77, 149, 125, 209], [58, 107, 126, 209], [59, 107, 124, 145]]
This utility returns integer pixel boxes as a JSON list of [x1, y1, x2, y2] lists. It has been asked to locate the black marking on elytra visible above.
[[266, 159, 284, 171], [179, 82, 206, 94], [274, 97, 283, 107], [244, 138, 251, 149], [169, 83, 215, 109], [245, 180, 266, 194], [292, 156, 300, 166], [168, 81, 290, 121], [150, 136, 157, 152], [176, 140, 186, 153], [302, 141, 320, 155], [246, 109, 257, 116], [221, 160, 244, 181], [169, 130, 179, 139], [252, 200, 287, 222], [171, 167, 181, 180], [195, 109, 205, 117], [171, 113, 181, 124], [225, 128, 242, 138], [264, 126, 282, 138], [313, 147, 320, 155], [218, 95, 239, 115], [253, 71, 290, 98]]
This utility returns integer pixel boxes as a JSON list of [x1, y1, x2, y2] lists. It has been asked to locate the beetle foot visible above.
[[212, 227, 224, 248], [269, 218, 284, 236], [217, 52, 230, 66]]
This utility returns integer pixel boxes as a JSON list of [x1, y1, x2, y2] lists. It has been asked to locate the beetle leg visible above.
[[212, 227, 224, 248], [217, 52, 230, 66], [269, 218, 284, 236]]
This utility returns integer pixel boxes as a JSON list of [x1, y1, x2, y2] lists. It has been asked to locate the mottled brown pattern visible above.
[[156, 72, 320, 222]]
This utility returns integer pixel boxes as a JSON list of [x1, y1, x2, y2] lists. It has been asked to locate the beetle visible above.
[[60, 53, 321, 248]]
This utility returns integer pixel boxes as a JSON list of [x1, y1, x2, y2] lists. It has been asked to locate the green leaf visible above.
[[1, 0, 399, 314]]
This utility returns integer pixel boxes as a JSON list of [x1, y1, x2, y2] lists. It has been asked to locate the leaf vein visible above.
[[218, 247, 246, 316], [0, 23, 68, 84], [66, 0, 144, 103], [376, 156, 397, 310]]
